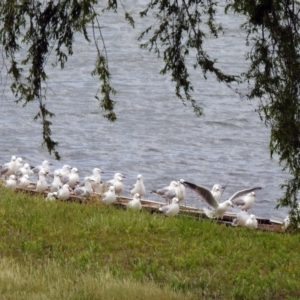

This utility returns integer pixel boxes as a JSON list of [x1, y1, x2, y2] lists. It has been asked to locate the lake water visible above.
[[0, 1, 290, 221]]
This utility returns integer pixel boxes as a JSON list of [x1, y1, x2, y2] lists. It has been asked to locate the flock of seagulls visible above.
[[0, 155, 283, 230]]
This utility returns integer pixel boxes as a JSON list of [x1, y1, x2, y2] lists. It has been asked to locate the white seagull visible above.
[[1, 155, 17, 178], [151, 181, 179, 204], [231, 191, 260, 211], [130, 174, 146, 198], [61, 167, 79, 188], [32, 160, 52, 176], [55, 164, 72, 180], [35, 170, 49, 194], [5, 174, 17, 190], [159, 197, 180, 217], [245, 214, 258, 229], [74, 177, 94, 197], [176, 179, 186, 202], [13, 157, 24, 174], [106, 172, 125, 185], [102, 186, 117, 205], [127, 193, 142, 211], [232, 211, 258, 229], [181, 180, 234, 219], [182, 180, 261, 218], [113, 176, 123, 196], [49, 171, 63, 192], [89, 168, 104, 192], [17, 174, 31, 189], [15, 163, 34, 178], [45, 192, 57, 201], [56, 184, 70, 201], [211, 184, 226, 202]]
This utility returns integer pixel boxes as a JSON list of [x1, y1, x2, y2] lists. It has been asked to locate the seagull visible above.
[[151, 181, 179, 204], [182, 180, 261, 218], [181, 180, 233, 219], [232, 211, 258, 229], [113, 176, 123, 196], [176, 179, 186, 202], [17, 174, 31, 189], [231, 190, 260, 211], [106, 172, 125, 185], [203, 200, 233, 219], [15, 163, 34, 178], [56, 184, 70, 201], [49, 171, 63, 192], [130, 174, 146, 198], [102, 186, 117, 205], [45, 192, 57, 201], [13, 157, 24, 174], [245, 214, 258, 229], [5, 174, 17, 190], [32, 160, 52, 176], [89, 168, 104, 192], [159, 197, 180, 217], [61, 167, 79, 188], [127, 193, 142, 211], [35, 170, 49, 193], [74, 177, 94, 197], [55, 164, 72, 180], [282, 203, 300, 230], [211, 184, 226, 202], [1, 155, 17, 178]]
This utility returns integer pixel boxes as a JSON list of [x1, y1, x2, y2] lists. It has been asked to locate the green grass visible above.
[[0, 186, 299, 299]]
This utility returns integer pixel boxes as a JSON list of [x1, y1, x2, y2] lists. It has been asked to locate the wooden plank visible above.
[[0, 181, 284, 232]]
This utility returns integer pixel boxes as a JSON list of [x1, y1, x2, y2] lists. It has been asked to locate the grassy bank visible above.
[[0, 186, 299, 299]]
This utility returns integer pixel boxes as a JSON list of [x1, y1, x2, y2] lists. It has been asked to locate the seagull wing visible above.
[[229, 187, 262, 204], [182, 181, 219, 209]]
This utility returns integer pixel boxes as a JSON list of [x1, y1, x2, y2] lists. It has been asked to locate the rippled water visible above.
[[0, 1, 290, 221]]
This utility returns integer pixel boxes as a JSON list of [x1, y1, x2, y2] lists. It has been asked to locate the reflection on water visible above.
[[0, 1, 290, 221]]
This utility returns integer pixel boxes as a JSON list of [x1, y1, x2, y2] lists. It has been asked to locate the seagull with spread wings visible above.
[[182, 180, 261, 219]]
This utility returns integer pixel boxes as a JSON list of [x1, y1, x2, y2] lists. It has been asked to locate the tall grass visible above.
[[0, 186, 299, 299]]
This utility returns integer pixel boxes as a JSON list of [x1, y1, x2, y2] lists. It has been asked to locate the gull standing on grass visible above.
[[159, 197, 180, 217], [102, 186, 117, 205], [282, 203, 300, 230], [245, 214, 258, 229], [35, 170, 49, 194], [5, 175, 17, 190], [232, 211, 258, 229], [1, 155, 16, 178], [56, 184, 71, 201], [45, 192, 56, 201], [127, 193, 142, 211], [130, 174, 146, 198]]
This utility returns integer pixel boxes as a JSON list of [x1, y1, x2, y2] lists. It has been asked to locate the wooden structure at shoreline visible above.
[[1, 180, 284, 233]]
